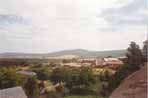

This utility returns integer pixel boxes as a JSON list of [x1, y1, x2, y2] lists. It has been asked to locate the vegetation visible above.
[[126, 42, 143, 68], [0, 67, 23, 89], [143, 40, 147, 62], [0, 41, 146, 98], [107, 41, 145, 95], [64, 95, 103, 98], [50, 67, 102, 97], [31, 66, 52, 81], [24, 77, 39, 98]]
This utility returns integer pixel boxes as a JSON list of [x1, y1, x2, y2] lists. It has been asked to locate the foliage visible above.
[[142, 40, 147, 62], [126, 42, 143, 67], [50, 67, 102, 96], [108, 64, 138, 92], [50, 67, 65, 84], [64, 95, 103, 98], [62, 59, 78, 64], [31, 66, 52, 80], [0, 67, 23, 89], [46, 91, 62, 98], [24, 76, 39, 98]]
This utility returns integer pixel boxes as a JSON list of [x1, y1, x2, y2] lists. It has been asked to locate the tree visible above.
[[126, 42, 143, 68], [79, 67, 95, 86], [24, 77, 39, 98], [32, 67, 52, 81], [143, 40, 147, 62], [46, 91, 62, 98], [88, 83, 102, 98], [0, 67, 23, 89], [50, 67, 64, 84]]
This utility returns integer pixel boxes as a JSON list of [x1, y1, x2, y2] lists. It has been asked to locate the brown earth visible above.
[[109, 63, 147, 98]]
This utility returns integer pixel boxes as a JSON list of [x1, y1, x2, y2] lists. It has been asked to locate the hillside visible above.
[[0, 49, 126, 58], [109, 64, 147, 98], [47, 49, 126, 58]]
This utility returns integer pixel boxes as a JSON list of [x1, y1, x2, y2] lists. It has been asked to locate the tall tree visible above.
[[126, 42, 143, 67], [24, 77, 39, 98], [143, 40, 147, 62]]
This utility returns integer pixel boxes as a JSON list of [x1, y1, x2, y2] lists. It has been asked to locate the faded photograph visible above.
[[0, 0, 147, 98]]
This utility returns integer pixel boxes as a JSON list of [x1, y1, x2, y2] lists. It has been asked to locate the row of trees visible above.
[[49, 67, 102, 97], [126, 41, 145, 68], [30, 66, 104, 98]]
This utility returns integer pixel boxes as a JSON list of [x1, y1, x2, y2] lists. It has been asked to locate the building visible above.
[[95, 57, 123, 69], [63, 63, 82, 68], [79, 58, 96, 67], [95, 58, 106, 66], [103, 58, 123, 69], [16, 70, 36, 77], [0, 87, 27, 98]]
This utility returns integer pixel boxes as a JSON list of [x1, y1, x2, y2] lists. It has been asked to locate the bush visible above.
[[0, 67, 23, 89], [108, 64, 139, 92], [31, 66, 52, 80], [24, 77, 39, 98], [49, 67, 103, 96], [46, 91, 63, 98]]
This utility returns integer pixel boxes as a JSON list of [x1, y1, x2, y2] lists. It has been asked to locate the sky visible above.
[[0, 0, 147, 53]]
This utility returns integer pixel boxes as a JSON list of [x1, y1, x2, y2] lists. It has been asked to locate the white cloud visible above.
[[0, 0, 146, 53]]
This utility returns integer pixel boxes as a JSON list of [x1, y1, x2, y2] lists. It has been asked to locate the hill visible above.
[[46, 49, 126, 58], [0, 49, 126, 58]]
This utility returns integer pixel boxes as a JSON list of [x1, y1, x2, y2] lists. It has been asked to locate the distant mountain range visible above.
[[0, 49, 126, 58]]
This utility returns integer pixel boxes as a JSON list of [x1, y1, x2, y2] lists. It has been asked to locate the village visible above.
[[0, 54, 126, 98], [0, 41, 147, 98], [0, 54, 130, 98]]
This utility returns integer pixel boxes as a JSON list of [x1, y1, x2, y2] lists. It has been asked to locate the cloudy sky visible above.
[[0, 0, 147, 53]]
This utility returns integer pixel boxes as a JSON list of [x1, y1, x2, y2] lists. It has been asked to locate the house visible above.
[[63, 63, 82, 68], [117, 56, 127, 62], [95, 57, 123, 69], [103, 58, 123, 69], [95, 58, 106, 66], [80, 58, 96, 66], [0, 87, 27, 98]]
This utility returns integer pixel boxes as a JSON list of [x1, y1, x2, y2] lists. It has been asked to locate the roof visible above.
[[0, 87, 27, 98], [104, 58, 123, 65], [16, 70, 36, 76], [104, 58, 119, 61], [64, 63, 82, 68]]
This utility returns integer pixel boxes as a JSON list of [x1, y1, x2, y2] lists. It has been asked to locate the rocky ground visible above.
[[109, 63, 147, 98]]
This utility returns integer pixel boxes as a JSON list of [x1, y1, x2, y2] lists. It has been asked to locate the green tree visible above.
[[88, 83, 102, 98], [0, 67, 23, 89], [24, 77, 39, 98], [32, 67, 52, 81], [126, 42, 143, 68], [46, 91, 62, 98], [108, 64, 136, 92], [79, 67, 95, 86], [143, 40, 147, 62], [50, 67, 64, 84]]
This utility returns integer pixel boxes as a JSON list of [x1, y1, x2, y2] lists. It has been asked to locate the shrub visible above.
[[0, 67, 23, 89], [46, 91, 63, 98]]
